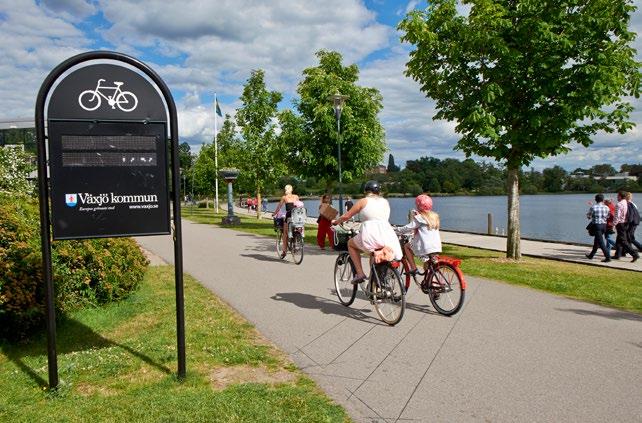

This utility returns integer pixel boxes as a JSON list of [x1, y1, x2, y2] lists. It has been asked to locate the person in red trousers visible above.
[[317, 194, 334, 250]]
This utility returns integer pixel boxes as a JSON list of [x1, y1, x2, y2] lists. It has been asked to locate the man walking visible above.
[[585, 194, 611, 262], [625, 192, 641, 252], [613, 190, 639, 263]]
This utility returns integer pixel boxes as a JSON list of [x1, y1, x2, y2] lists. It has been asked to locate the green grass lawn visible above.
[[0, 265, 348, 422], [184, 207, 642, 314]]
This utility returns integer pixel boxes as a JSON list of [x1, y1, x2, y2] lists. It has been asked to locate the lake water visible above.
[[268, 193, 609, 244]]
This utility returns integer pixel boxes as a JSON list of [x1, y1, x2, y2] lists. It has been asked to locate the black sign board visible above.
[[47, 63, 170, 239], [36, 51, 185, 389]]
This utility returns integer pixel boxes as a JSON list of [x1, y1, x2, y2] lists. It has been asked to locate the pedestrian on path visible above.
[[625, 192, 641, 252], [316, 194, 334, 250], [585, 194, 611, 262], [613, 191, 639, 263], [603, 199, 617, 251]]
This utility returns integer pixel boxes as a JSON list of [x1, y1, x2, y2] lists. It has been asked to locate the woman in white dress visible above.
[[332, 180, 402, 283]]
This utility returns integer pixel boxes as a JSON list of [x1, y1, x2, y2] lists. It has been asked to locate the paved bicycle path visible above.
[[137, 220, 642, 422]]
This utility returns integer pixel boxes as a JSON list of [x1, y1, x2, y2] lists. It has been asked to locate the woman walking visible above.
[[317, 194, 334, 250]]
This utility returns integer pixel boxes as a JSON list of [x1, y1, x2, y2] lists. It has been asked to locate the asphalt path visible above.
[[137, 220, 642, 422]]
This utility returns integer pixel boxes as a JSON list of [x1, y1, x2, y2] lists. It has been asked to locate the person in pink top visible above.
[[613, 190, 639, 262], [332, 180, 402, 284]]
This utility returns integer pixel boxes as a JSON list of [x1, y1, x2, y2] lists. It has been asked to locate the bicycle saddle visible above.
[[114, 81, 124, 86]]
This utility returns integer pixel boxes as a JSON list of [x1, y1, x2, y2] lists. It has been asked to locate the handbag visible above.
[[586, 222, 596, 237]]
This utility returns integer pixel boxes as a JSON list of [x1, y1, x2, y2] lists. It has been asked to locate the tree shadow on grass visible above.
[[1, 317, 172, 388]]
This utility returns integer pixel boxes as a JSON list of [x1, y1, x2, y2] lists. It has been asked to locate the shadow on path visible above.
[[555, 307, 642, 322], [1, 318, 172, 388], [271, 292, 385, 325]]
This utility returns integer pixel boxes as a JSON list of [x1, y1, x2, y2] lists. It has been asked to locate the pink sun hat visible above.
[[415, 194, 433, 212]]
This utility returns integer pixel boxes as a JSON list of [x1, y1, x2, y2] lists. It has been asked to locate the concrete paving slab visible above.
[[137, 219, 642, 423]]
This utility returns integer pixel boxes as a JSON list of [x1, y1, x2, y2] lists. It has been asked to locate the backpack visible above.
[[627, 202, 640, 226]]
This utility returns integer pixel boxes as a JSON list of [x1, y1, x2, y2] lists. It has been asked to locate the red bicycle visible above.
[[397, 233, 466, 316]]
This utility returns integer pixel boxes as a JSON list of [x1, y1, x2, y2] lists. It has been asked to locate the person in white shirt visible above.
[[332, 180, 402, 284], [395, 194, 442, 274]]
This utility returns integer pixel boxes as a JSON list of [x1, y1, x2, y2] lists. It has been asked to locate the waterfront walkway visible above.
[[232, 205, 642, 272], [441, 231, 642, 272], [137, 220, 642, 422]]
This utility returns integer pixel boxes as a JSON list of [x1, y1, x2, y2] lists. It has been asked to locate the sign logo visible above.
[[78, 79, 138, 112], [65, 194, 78, 207]]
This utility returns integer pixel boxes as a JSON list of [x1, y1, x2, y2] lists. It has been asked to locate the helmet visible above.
[[415, 194, 433, 212], [363, 180, 381, 194]]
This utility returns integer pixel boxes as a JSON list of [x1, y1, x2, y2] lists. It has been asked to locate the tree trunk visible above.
[[506, 166, 521, 259]]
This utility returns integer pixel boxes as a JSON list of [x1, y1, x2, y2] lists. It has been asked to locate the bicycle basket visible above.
[[332, 226, 351, 251], [291, 207, 307, 227]]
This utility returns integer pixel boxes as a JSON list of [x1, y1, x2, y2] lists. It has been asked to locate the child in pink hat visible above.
[[394, 194, 442, 274]]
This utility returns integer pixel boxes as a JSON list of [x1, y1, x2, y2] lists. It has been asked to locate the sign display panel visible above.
[[48, 121, 170, 239]]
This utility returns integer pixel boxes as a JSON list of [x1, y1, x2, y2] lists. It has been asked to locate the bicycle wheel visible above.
[[78, 90, 101, 111], [373, 264, 405, 326], [428, 263, 465, 316], [334, 253, 356, 306], [116, 91, 138, 112], [291, 232, 304, 265], [275, 229, 284, 259]]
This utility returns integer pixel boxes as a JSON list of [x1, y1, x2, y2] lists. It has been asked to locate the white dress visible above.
[[353, 196, 403, 260]]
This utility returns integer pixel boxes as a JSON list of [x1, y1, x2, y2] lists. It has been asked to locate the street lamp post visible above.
[[330, 92, 348, 214]]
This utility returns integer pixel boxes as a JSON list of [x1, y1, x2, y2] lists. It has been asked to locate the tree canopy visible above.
[[279, 50, 387, 188], [235, 69, 284, 216], [399, 0, 641, 258]]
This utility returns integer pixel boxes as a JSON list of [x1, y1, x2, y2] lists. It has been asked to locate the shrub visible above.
[[0, 195, 148, 340]]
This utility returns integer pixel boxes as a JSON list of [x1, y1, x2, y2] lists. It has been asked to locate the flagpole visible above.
[[214, 93, 219, 214]]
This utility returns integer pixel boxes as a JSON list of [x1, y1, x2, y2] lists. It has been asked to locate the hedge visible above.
[[0, 195, 148, 340]]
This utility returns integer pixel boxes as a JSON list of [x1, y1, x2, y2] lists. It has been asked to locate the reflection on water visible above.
[[269, 193, 604, 244]]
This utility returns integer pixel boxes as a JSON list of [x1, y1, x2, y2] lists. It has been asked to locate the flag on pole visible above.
[[215, 99, 223, 117]]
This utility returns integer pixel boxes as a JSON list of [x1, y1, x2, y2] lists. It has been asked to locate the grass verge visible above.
[[0, 265, 348, 422], [184, 207, 642, 314]]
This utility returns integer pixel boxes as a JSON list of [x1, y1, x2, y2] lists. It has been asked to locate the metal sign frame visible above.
[[35, 51, 185, 388]]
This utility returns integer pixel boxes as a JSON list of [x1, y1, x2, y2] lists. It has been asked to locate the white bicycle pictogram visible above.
[[78, 79, 138, 112]]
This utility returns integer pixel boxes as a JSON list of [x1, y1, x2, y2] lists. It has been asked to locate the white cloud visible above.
[[0, 0, 639, 171]]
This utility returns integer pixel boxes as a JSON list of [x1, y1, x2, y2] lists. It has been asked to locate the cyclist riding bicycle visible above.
[[394, 194, 442, 275], [274, 184, 300, 259], [331, 180, 402, 284]]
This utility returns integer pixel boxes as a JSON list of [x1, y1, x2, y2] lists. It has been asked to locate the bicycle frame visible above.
[[92, 79, 122, 102], [398, 234, 467, 291]]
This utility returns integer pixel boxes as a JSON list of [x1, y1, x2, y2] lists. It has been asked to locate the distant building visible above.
[[369, 165, 387, 175], [569, 171, 637, 182], [604, 172, 637, 182]]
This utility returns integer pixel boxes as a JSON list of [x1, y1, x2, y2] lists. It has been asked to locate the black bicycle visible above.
[[332, 225, 406, 325], [274, 216, 304, 265]]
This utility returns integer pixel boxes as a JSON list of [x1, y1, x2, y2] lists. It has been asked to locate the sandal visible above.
[[350, 274, 367, 285]]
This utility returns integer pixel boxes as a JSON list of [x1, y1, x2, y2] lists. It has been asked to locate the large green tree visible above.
[[235, 69, 284, 218], [400, 0, 641, 258], [279, 50, 386, 190]]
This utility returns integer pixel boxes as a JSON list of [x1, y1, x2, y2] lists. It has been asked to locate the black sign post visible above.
[[35, 51, 185, 388]]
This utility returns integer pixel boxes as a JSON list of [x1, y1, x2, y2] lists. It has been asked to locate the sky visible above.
[[0, 0, 640, 171]]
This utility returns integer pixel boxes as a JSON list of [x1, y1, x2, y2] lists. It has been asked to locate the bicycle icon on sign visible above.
[[78, 79, 138, 112]]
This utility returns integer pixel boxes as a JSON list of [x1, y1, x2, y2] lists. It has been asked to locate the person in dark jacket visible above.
[[625, 192, 641, 252]]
